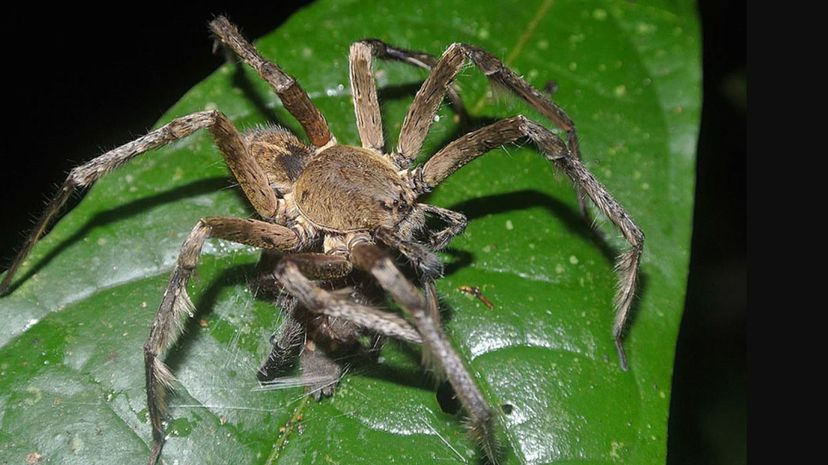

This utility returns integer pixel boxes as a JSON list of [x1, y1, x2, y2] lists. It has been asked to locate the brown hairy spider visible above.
[[0, 17, 644, 465]]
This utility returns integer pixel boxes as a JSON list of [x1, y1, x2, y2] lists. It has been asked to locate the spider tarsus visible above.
[[468, 413, 501, 465], [145, 355, 167, 465]]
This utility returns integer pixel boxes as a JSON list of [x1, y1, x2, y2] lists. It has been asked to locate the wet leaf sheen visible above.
[[0, 1, 699, 464]]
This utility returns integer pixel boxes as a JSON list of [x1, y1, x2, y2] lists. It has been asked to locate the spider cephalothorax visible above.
[[0, 17, 644, 465]]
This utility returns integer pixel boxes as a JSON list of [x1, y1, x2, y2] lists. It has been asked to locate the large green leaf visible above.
[[0, 1, 700, 464]]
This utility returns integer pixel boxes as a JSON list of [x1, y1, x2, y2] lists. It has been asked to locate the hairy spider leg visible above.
[[397, 42, 590, 216], [275, 253, 422, 344], [210, 17, 334, 149], [349, 42, 385, 153], [420, 115, 645, 369], [348, 39, 471, 157], [146, 217, 300, 465], [417, 203, 468, 250], [348, 239, 499, 463], [0, 110, 277, 294]]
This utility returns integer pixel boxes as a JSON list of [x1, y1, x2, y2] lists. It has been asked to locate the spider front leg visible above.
[[145, 217, 299, 465], [349, 240, 499, 464], [348, 40, 469, 155], [397, 42, 590, 216], [275, 253, 421, 344], [275, 252, 428, 398], [419, 115, 645, 369], [349, 41, 385, 153], [210, 16, 334, 148], [1, 109, 277, 294]]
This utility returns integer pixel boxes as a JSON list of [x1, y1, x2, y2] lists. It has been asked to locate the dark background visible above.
[[667, 1, 745, 464], [2, 3, 745, 464]]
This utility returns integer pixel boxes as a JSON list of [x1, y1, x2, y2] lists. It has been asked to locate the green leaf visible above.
[[0, 1, 700, 464]]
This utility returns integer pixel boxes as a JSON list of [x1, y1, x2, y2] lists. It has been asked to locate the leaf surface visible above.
[[0, 1, 700, 464]]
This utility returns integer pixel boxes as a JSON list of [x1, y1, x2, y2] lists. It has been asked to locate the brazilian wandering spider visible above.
[[0, 16, 644, 465]]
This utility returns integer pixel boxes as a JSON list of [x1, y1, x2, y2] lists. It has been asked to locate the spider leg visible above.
[[349, 40, 470, 156], [210, 17, 334, 149], [275, 253, 425, 397], [420, 115, 645, 369], [274, 253, 421, 344], [349, 42, 385, 153], [260, 253, 351, 399], [349, 240, 498, 464], [374, 228, 442, 279], [374, 227, 455, 323], [145, 217, 299, 465], [1, 110, 277, 294], [371, 203, 466, 278], [418, 203, 468, 250], [397, 42, 589, 216], [256, 307, 304, 381], [253, 251, 358, 383]]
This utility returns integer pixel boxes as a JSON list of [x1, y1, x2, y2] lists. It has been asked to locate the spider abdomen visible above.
[[294, 145, 413, 232]]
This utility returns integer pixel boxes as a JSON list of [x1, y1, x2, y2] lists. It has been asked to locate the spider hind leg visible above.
[[421, 115, 645, 369]]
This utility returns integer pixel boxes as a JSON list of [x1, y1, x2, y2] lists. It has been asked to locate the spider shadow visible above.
[[164, 261, 261, 380], [329, 335, 479, 423], [230, 61, 290, 128], [338, 340, 440, 393], [377, 82, 425, 105], [440, 247, 475, 278], [377, 82, 503, 153], [6, 177, 233, 295], [446, 189, 619, 265], [440, 189, 650, 365]]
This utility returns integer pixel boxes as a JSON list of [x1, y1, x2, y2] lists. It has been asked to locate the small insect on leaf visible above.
[[458, 285, 494, 309]]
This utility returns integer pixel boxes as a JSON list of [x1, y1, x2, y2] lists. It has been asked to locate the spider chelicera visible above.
[[0, 16, 644, 465]]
